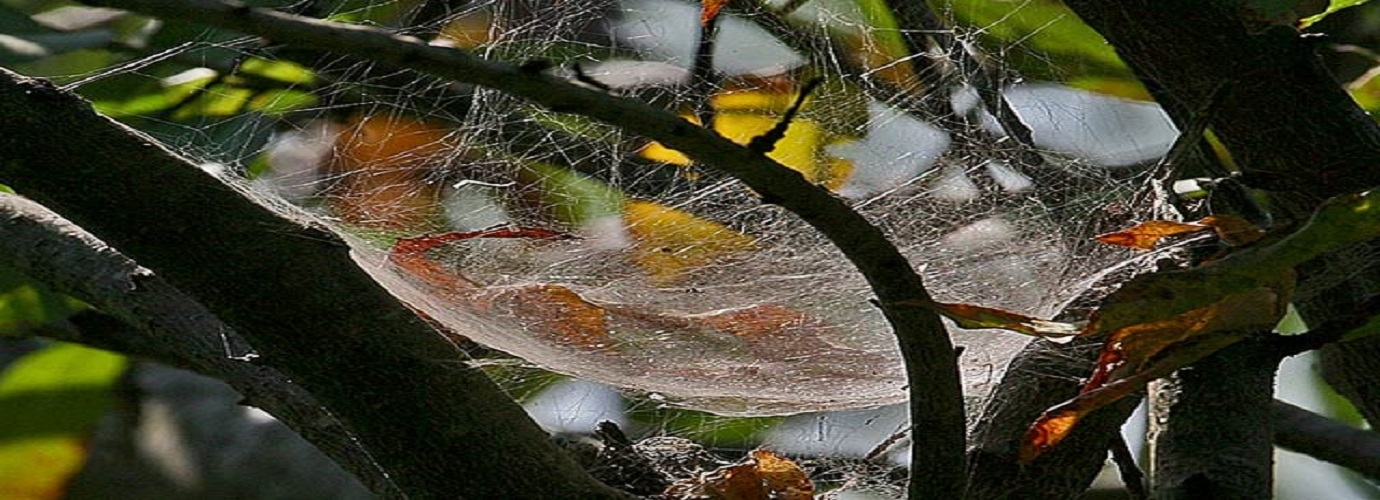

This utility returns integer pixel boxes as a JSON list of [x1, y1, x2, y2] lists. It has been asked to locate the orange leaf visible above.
[[1095, 220, 1211, 250], [1019, 286, 1285, 462], [930, 302, 1081, 339], [471, 284, 613, 349], [1020, 331, 1247, 462], [327, 114, 456, 230], [668, 449, 813, 500], [701, 0, 726, 26]]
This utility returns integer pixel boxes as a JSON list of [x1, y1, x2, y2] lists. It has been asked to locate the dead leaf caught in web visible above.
[[1095, 214, 1265, 250], [666, 449, 813, 500], [926, 301, 1081, 339]]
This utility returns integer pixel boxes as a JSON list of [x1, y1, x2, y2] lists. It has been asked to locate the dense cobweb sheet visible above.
[[51, 0, 1175, 416]]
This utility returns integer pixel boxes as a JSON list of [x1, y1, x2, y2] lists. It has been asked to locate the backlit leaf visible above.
[[327, 114, 454, 231], [0, 343, 126, 499], [1095, 220, 1212, 250], [1302, 0, 1364, 27], [1021, 327, 1251, 462], [929, 301, 1080, 339], [667, 449, 813, 500], [623, 200, 756, 282]]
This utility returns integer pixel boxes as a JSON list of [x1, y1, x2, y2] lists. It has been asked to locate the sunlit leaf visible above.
[[1020, 327, 1251, 462], [702, 0, 726, 26], [524, 162, 625, 225], [0, 266, 86, 333], [624, 200, 756, 282], [1303, 0, 1376, 26], [1095, 220, 1213, 250], [948, 0, 1130, 83], [172, 84, 254, 118], [0, 343, 126, 499], [1016, 188, 1380, 459], [667, 449, 813, 500], [239, 57, 316, 85], [641, 86, 847, 188], [929, 301, 1080, 339]]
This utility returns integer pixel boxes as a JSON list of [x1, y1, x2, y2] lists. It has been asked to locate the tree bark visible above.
[[1058, 2, 1380, 496], [0, 193, 394, 495], [1147, 337, 1277, 499], [0, 68, 629, 499]]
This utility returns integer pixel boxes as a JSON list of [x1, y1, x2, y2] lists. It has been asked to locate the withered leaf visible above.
[[701, 0, 726, 26], [666, 449, 813, 500], [1095, 220, 1213, 250], [929, 302, 1080, 339], [1020, 284, 1289, 462]]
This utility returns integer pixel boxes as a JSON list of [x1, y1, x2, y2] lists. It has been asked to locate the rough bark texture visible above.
[[0, 68, 628, 499], [1062, 0, 1380, 209], [0, 194, 390, 495], [964, 337, 1141, 499], [1059, 2, 1380, 496], [1147, 337, 1277, 499]]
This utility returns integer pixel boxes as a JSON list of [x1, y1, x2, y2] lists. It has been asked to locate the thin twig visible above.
[[1109, 434, 1147, 500], [748, 77, 823, 153], [690, 1, 722, 126]]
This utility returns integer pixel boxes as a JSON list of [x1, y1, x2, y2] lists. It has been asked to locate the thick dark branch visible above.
[[69, 0, 967, 495], [0, 193, 395, 495], [1273, 400, 1380, 480], [1062, 0, 1380, 208], [1147, 336, 1277, 499], [0, 70, 626, 499]]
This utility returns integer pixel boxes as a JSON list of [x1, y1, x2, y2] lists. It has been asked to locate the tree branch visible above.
[[0, 193, 397, 495], [1273, 400, 1380, 480], [1147, 336, 1277, 499], [29, 0, 967, 495], [0, 70, 627, 498]]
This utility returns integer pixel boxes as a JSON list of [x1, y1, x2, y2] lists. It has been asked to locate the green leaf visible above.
[[240, 57, 317, 86], [946, 0, 1133, 84], [523, 162, 625, 225], [0, 266, 86, 334], [1302, 0, 1366, 26], [0, 343, 126, 499]]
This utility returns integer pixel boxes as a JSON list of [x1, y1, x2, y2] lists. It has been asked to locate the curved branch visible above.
[[0, 193, 396, 495], [70, 0, 967, 495]]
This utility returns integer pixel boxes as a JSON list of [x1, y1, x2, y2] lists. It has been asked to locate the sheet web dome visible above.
[[236, 0, 1177, 416]]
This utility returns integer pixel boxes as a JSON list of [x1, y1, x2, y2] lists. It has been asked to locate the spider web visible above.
[[56, 0, 1176, 418]]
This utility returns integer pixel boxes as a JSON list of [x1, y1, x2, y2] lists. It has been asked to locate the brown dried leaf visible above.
[[1095, 220, 1211, 250], [930, 302, 1081, 339], [667, 449, 813, 500], [1019, 285, 1287, 462]]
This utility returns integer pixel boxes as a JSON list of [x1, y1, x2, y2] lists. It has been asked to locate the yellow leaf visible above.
[[623, 200, 755, 282], [0, 438, 85, 500]]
